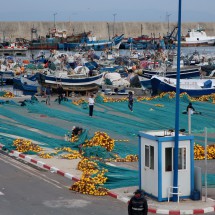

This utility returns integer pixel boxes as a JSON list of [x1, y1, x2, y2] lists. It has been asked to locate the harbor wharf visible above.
[[1, 21, 215, 41]]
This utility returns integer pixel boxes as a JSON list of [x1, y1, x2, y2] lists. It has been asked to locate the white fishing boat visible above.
[[0, 42, 28, 56], [178, 26, 215, 47], [138, 59, 200, 90], [151, 75, 215, 97]]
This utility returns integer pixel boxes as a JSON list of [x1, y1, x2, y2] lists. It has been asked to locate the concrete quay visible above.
[[1, 21, 215, 41], [0, 95, 215, 214], [0, 145, 214, 214]]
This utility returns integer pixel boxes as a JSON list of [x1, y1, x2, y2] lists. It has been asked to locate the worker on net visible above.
[[186, 102, 195, 115]]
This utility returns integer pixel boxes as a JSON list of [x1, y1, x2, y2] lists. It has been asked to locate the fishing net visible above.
[[0, 92, 215, 188]]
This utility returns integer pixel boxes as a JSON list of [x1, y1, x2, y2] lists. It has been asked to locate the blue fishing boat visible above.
[[151, 75, 215, 97], [0, 71, 14, 85], [138, 66, 200, 90], [13, 74, 39, 92], [58, 34, 124, 51], [37, 70, 104, 91]]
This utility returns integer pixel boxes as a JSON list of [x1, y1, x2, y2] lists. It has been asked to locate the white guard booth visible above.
[[138, 130, 194, 202]]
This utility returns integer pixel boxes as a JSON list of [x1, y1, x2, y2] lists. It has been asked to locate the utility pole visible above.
[[113, 13, 117, 37], [2, 31, 5, 42], [173, 0, 182, 202], [107, 23, 110, 41], [166, 12, 172, 36], [53, 12, 57, 28], [141, 24, 143, 36]]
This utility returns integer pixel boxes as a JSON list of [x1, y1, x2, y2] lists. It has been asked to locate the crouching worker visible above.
[[187, 102, 195, 114], [71, 126, 83, 153], [128, 189, 148, 215], [72, 126, 83, 136]]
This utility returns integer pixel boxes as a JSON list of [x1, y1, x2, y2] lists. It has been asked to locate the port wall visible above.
[[0, 21, 215, 40]]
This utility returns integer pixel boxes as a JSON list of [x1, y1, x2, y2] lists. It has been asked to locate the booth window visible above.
[[165, 147, 172, 171], [150, 146, 154, 169], [145, 145, 154, 169], [145, 145, 149, 167], [165, 147, 186, 171], [178, 147, 186, 170]]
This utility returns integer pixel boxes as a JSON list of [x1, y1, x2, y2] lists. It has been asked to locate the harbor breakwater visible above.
[[0, 21, 215, 40]]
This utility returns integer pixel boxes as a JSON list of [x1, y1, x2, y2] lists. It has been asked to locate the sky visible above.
[[0, 0, 214, 22]]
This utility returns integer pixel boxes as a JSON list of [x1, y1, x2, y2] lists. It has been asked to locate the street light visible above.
[[1, 31, 6, 42], [113, 13, 117, 37], [107, 23, 110, 41], [166, 12, 172, 36], [53, 12, 57, 28]]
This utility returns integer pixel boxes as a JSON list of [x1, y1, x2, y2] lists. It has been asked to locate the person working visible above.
[[128, 91, 134, 112], [57, 85, 64, 104], [128, 189, 148, 215], [88, 94, 95, 117], [72, 126, 83, 136], [187, 102, 195, 114], [45, 85, 52, 105]]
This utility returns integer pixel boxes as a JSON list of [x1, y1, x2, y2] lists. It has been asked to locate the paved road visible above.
[[0, 152, 214, 215], [0, 152, 128, 215]]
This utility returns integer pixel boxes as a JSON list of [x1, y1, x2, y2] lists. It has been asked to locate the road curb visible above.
[[1, 144, 215, 214], [0, 144, 79, 182], [106, 189, 215, 214]]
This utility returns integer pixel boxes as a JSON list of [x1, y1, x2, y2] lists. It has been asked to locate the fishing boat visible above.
[[13, 75, 40, 92], [37, 69, 104, 92], [0, 42, 28, 56], [28, 27, 66, 50], [59, 34, 124, 51], [178, 26, 215, 47], [151, 75, 215, 97], [0, 71, 15, 85], [138, 65, 200, 90]]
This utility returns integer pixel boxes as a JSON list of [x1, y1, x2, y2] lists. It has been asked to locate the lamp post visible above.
[[166, 12, 172, 35], [173, 0, 182, 202], [141, 24, 143, 36], [2, 31, 5, 42], [107, 23, 110, 41], [53, 12, 57, 28], [113, 13, 117, 37]]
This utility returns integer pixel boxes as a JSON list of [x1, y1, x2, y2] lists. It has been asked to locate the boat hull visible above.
[[151, 76, 215, 97], [38, 72, 104, 92], [179, 41, 215, 47], [0, 49, 28, 57], [58, 34, 124, 51], [28, 43, 58, 50], [0, 71, 14, 85], [13, 78, 39, 93]]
